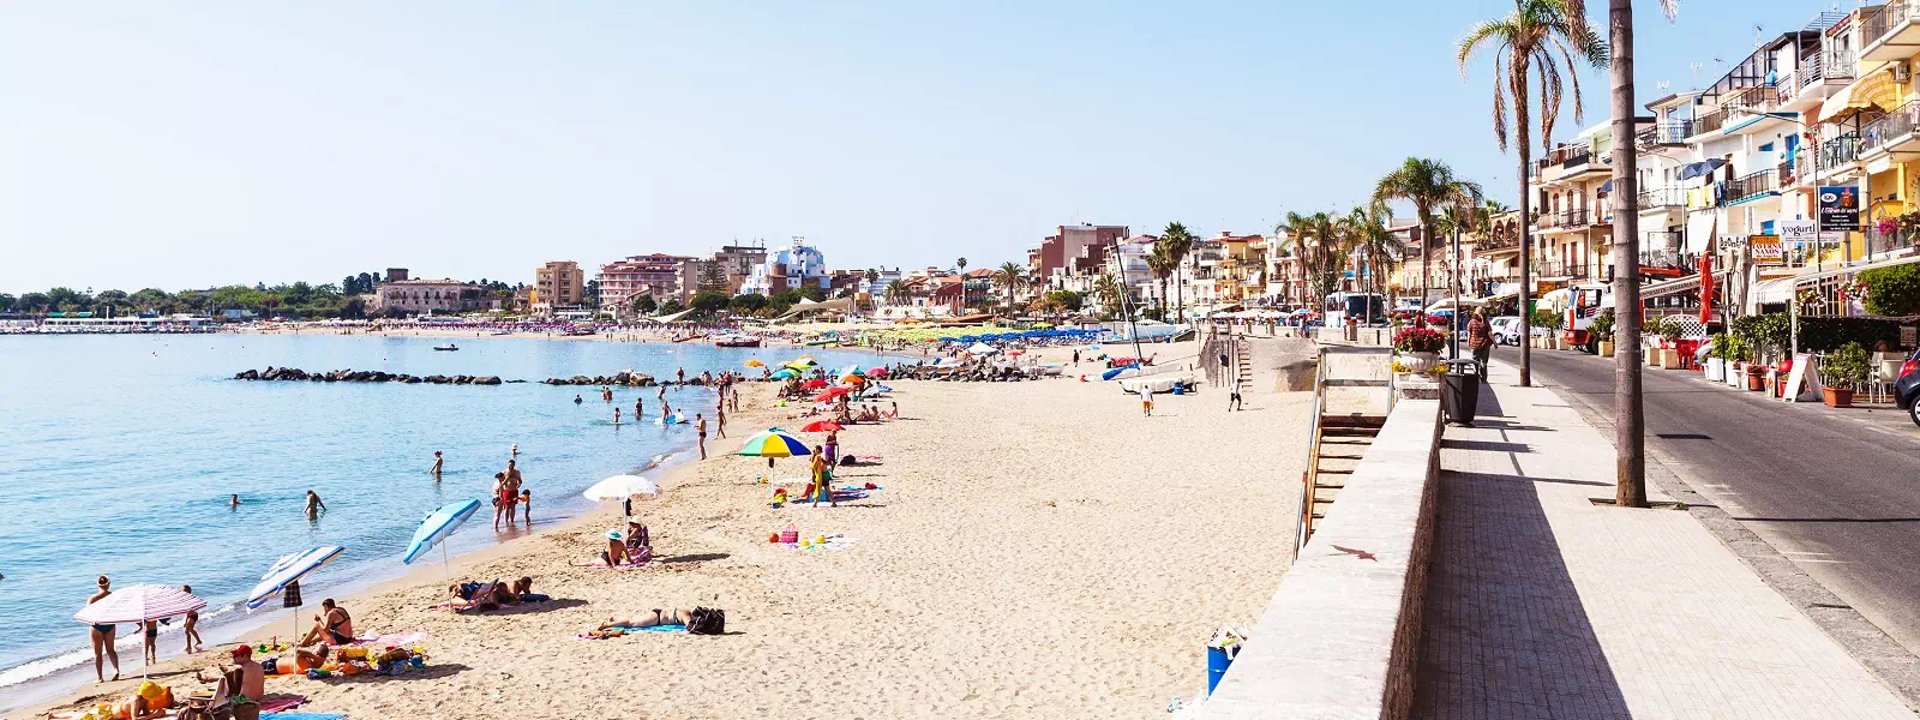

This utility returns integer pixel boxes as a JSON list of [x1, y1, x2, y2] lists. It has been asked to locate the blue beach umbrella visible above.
[[404, 499, 483, 574], [248, 544, 345, 639], [247, 545, 345, 611]]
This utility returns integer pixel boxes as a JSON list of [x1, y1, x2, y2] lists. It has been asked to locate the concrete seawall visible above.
[[1203, 398, 1443, 719]]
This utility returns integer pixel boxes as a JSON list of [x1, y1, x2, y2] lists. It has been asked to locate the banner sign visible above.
[[1749, 235, 1783, 265], [1777, 219, 1817, 246], [1817, 186, 1861, 231]]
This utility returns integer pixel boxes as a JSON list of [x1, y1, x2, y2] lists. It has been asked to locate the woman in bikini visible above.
[[299, 599, 353, 647], [88, 575, 121, 682]]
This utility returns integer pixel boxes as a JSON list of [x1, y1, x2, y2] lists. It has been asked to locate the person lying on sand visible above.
[[587, 606, 725, 637]]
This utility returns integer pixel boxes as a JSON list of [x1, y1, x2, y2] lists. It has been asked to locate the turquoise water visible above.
[[0, 334, 879, 692]]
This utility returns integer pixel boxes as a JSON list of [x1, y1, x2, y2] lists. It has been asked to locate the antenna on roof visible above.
[[1656, 81, 1671, 90]]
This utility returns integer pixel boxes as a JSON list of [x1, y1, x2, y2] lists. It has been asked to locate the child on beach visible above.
[[520, 490, 532, 524], [143, 619, 159, 664]]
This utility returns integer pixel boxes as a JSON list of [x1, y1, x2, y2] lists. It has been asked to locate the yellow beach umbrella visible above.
[[745, 359, 766, 368]]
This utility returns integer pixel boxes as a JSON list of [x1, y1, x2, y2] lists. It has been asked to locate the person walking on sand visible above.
[[304, 490, 326, 521], [1140, 388, 1154, 417], [715, 403, 727, 438], [182, 585, 203, 653], [695, 414, 708, 459], [430, 450, 443, 478], [809, 445, 836, 507], [88, 576, 121, 682]]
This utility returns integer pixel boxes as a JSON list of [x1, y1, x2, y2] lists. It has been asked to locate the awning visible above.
[[1752, 277, 1796, 305], [1819, 71, 1901, 122], [1675, 159, 1726, 181], [1684, 212, 1717, 255], [1640, 271, 1727, 300]]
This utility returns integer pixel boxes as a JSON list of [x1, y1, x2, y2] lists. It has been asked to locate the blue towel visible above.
[[610, 623, 685, 633]]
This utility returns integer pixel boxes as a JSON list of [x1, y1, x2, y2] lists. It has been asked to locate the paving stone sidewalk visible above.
[[1413, 361, 1914, 720]]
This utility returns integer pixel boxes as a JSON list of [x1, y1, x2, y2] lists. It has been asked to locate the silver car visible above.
[[1488, 316, 1522, 346]]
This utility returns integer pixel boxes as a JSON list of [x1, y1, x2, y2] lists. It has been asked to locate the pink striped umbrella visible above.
[[75, 584, 207, 625]]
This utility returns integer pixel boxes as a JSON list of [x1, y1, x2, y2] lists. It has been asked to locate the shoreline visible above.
[[14, 338, 1302, 719]]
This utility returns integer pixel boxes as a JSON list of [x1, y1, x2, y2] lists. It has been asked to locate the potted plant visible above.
[[1821, 342, 1869, 407], [1704, 332, 1727, 382], [1657, 318, 1685, 369], [1531, 308, 1563, 350], [1391, 325, 1446, 377], [1590, 309, 1616, 357], [1642, 317, 1667, 366]]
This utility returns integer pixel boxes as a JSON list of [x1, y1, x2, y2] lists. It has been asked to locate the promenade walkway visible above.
[[1413, 361, 1913, 720]]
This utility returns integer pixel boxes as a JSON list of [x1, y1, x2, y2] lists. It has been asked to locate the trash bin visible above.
[[1442, 359, 1479, 425], [1206, 645, 1235, 695]]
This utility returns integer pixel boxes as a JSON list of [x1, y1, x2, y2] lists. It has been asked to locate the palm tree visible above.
[[1159, 222, 1196, 322], [1344, 204, 1401, 319], [1606, 0, 1677, 508], [1092, 274, 1123, 317], [864, 269, 881, 313], [884, 280, 912, 307], [1458, 0, 1605, 386], [956, 257, 968, 275], [1373, 158, 1483, 315], [993, 262, 1025, 317], [1277, 212, 1354, 306], [1145, 244, 1176, 320]]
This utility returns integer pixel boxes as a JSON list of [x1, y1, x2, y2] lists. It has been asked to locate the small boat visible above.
[[433, 344, 460, 352], [714, 333, 763, 348]]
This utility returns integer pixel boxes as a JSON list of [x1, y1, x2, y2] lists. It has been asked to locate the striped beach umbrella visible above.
[[75, 584, 208, 678], [737, 428, 810, 457], [403, 499, 483, 572]]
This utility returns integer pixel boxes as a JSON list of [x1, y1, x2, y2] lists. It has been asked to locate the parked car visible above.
[[1894, 347, 1920, 428], [1489, 316, 1522, 346]]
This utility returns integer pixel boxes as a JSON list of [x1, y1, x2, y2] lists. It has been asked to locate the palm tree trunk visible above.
[[1610, 0, 1647, 507], [1517, 64, 1534, 388]]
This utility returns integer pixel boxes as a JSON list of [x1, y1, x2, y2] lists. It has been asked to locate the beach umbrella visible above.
[[745, 359, 765, 368], [770, 368, 799, 380], [247, 545, 345, 640], [815, 386, 852, 402], [802, 378, 829, 390], [582, 474, 662, 502], [967, 342, 998, 355], [737, 428, 811, 457], [75, 584, 207, 677], [801, 420, 843, 433], [867, 367, 889, 376], [403, 499, 484, 576]]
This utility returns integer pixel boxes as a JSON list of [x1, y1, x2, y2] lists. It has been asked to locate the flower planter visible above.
[[1659, 349, 1682, 369], [1745, 367, 1766, 391], [1727, 362, 1746, 387], [1823, 387, 1854, 407], [1646, 347, 1662, 367], [1598, 340, 1615, 357], [1704, 358, 1725, 382], [1396, 351, 1441, 376]]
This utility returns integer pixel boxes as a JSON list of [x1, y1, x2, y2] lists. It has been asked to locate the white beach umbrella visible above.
[[967, 342, 998, 355], [582, 474, 662, 502]]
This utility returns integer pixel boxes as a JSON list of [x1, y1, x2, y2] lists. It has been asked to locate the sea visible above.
[[0, 332, 882, 710]]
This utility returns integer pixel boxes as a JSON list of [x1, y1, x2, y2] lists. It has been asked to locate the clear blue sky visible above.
[[0, 0, 1825, 293]]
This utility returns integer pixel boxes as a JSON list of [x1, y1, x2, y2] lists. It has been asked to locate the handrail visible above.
[[1296, 346, 1328, 556]]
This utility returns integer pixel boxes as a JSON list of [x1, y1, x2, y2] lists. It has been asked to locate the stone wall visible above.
[[1201, 399, 1444, 720]]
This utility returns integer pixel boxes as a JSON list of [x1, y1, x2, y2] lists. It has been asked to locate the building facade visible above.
[[534, 261, 585, 310], [596, 254, 697, 312], [370, 274, 488, 315], [740, 237, 829, 297]]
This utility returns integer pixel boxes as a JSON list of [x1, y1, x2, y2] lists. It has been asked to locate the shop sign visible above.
[[1749, 235, 1783, 265]]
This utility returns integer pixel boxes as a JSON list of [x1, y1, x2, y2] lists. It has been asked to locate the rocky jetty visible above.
[[539, 370, 657, 387], [234, 367, 502, 385]]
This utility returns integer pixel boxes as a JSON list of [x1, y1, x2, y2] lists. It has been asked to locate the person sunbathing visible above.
[[602, 521, 651, 566], [588, 606, 725, 637], [448, 579, 519, 611], [113, 680, 174, 720]]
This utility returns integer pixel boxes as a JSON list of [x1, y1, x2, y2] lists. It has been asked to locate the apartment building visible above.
[[533, 260, 584, 311], [596, 253, 697, 312]]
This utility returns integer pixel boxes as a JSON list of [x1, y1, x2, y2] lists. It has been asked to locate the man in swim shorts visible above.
[[695, 414, 708, 459]]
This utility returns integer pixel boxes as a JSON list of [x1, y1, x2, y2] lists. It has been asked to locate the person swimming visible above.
[[575, 394, 583, 405], [228, 494, 240, 508], [303, 490, 326, 520]]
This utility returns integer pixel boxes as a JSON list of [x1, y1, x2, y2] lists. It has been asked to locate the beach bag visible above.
[[686, 607, 725, 635]]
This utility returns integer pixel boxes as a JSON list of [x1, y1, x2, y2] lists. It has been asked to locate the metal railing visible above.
[[1822, 132, 1862, 169], [1533, 261, 1589, 278], [1726, 168, 1779, 201], [1298, 347, 1327, 554], [1693, 108, 1728, 135], [1824, 51, 1858, 81], [1635, 121, 1694, 149], [1726, 85, 1778, 114], [1864, 0, 1915, 49], [1636, 186, 1684, 210], [1861, 100, 1920, 155]]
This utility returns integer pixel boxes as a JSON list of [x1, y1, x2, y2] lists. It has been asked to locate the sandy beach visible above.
[[21, 339, 1309, 720]]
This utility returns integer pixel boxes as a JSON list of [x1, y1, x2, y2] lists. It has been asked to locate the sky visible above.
[[0, 0, 1832, 293]]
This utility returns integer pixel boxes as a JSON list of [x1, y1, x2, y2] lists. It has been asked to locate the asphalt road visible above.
[[1494, 346, 1920, 658]]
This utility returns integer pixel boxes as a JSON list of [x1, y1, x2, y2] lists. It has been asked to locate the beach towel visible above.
[[350, 631, 427, 648], [257, 695, 310, 713], [578, 624, 686, 639]]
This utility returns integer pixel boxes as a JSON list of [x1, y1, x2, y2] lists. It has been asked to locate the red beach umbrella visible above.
[[801, 420, 844, 433], [802, 379, 830, 390], [867, 367, 889, 376]]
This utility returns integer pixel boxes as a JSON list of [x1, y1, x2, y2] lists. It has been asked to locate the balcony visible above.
[[1725, 168, 1779, 204], [1536, 208, 1591, 232], [1532, 260, 1590, 279], [1822, 132, 1862, 170], [1862, 1, 1920, 62], [1636, 186, 1685, 211], [1859, 100, 1920, 158], [1634, 121, 1693, 150], [1692, 107, 1729, 136]]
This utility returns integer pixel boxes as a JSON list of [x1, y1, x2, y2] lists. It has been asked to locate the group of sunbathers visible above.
[[602, 519, 653, 567]]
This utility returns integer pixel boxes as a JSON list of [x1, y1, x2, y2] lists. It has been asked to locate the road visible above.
[[1494, 346, 1920, 658]]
